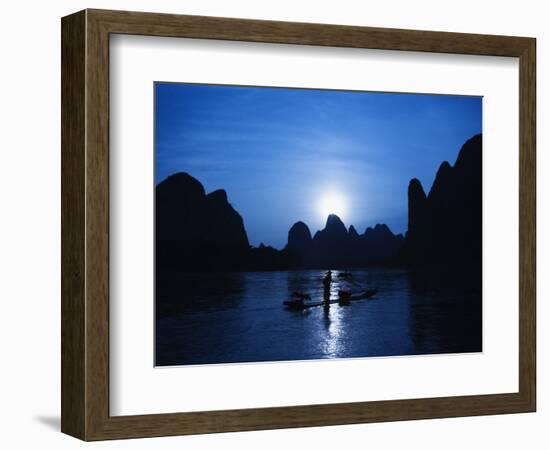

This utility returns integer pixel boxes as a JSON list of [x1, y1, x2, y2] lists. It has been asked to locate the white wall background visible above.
[[0, 1, 546, 448]]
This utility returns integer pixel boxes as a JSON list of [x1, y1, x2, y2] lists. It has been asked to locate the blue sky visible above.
[[155, 83, 482, 249]]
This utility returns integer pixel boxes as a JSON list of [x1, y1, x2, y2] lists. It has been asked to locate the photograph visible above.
[[154, 83, 483, 367]]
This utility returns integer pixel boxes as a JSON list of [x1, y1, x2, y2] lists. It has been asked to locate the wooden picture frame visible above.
[[61, 9, 536, 441]]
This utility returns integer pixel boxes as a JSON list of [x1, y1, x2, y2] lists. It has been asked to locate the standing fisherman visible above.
[[323, 270, 332, 308]]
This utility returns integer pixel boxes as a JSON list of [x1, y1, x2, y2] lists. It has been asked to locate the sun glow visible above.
[[318, 192, 348, 220]]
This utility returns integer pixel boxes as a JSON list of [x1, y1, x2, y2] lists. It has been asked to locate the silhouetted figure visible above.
[[324, 270, 333, 284], [323, 270, 332, 294], [323, 270, 332, 309]]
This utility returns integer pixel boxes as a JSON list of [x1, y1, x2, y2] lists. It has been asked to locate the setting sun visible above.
[[318, 192, 347, 219]]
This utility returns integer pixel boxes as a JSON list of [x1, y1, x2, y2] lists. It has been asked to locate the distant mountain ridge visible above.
[[286, 214, 403, 267], [155, 133, 482, 272], [155, 173, 402, 270]]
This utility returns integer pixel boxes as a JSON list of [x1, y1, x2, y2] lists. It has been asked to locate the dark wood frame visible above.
[[61, 8, 536, 441]]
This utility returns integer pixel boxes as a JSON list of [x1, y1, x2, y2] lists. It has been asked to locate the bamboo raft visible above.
[[283, 288, 378, 311]]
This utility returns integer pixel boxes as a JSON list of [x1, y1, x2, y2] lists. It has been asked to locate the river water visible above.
[[155, 269, 481, 366]]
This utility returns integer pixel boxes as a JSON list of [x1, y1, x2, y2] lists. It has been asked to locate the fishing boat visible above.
[[338, 290, 352, 299], [338, 289, 353, 305], [283, 299, 320, 310], [350, 288, 378, 300], [337, 272, 353, 279], [291, 291, 311, 300], [283, 288, 378, 310]]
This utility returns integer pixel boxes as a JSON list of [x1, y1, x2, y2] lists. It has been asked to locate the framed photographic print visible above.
[[61, 9, 536, 440]]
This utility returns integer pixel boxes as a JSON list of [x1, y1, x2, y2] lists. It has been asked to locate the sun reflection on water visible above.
[[320, 279, 346, 358]]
